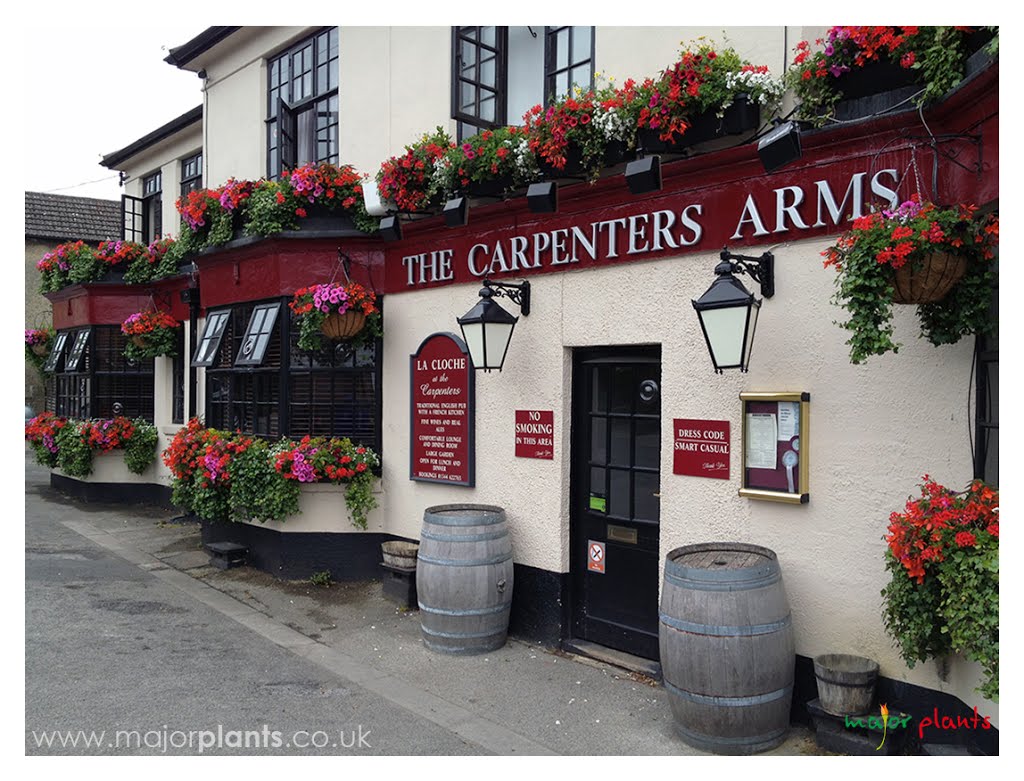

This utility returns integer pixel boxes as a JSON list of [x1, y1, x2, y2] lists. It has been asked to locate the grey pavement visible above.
[[25, 453, 823, 756]]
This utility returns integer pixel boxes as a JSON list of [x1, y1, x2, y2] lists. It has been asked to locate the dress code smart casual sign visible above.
[[673, 419, 730, 480], [515, 410, 554, 459], [410, 333, 475, 486]]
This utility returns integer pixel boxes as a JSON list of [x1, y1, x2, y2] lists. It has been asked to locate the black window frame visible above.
[[172, 328, 186, 425], [64, 328, 91, 372], [235, 302, 281, 367], [121, 195, 145, 243], [201, 298, 383, 453], [452, 26, 508, 132], [451, 25, 595, 141], [974, 259, 998, 485], [266, 27, 339, 178], [191, 310, 231, 368], [42, 331, 69, 373], [180, 151, 203, 197], [544, 26, 595, 104], [50, 326, 155, 422], [142, 170, 163, 242]]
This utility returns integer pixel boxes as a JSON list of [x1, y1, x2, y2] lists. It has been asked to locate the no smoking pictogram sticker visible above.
[[588, 540, 606, 574]]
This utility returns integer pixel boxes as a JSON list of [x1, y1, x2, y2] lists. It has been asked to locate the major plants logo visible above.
[[843, 703, 911, 750]]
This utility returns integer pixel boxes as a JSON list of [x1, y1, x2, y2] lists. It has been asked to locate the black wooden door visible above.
[[571, 347, 661, 660]]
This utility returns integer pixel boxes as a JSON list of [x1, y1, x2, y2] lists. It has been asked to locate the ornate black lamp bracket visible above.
[[481, 278, 531, 316], [718, 247, 775, 299]]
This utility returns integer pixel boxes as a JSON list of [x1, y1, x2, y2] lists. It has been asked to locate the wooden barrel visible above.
[[417, 504, 513, 655], [659, 542, 795, 755]]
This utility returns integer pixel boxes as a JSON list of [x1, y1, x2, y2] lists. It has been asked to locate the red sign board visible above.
[[515, 410, 554, 459], [410, 333, 474, 485], [673, 419, 730, 480]]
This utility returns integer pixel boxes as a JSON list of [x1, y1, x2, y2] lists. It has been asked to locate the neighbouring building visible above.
[[24, 192, 121, 412], [31, 25, 999, 754]]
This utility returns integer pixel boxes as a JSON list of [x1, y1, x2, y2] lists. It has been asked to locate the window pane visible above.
[[609, 469, 630, 518], [556, 27, 569, 69], [634, 471, 659, 522], [461, 39, 477, 70], [461, 82, 477, 113], [480, 94, 496, 122], [480, 53, 497, 87], [610, 418, 630, 466], [555, 71, 569, 99], [481, 26, 496, 47], [590, 416, 607, 463], [572, 65, 592, 92], [635, 418, 659, 469], [572, 27, 592, 62]]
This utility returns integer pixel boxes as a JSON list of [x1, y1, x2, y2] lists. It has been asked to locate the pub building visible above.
[[35, 26, 998, 752]]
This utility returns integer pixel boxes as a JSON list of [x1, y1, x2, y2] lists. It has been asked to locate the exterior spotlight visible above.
[[625, 155, 662, 194], [379, 215, 402, 242], [757, 121, 802, 173], [692, 247, 775, 373], [456, 279, 531, 373], [527, 182, 558, 213], [443, 196, 469, 228]]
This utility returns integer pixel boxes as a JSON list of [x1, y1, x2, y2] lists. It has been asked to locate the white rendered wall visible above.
[[378, 235, 995, 724], [119, 125, 203, 242]]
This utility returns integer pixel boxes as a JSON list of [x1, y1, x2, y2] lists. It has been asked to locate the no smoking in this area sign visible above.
[[587, 540, 606, 574]]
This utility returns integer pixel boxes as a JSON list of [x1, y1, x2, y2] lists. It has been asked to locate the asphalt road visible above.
[[24, 461, 476, 756]]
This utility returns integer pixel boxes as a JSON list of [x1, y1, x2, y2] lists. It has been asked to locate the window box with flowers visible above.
[[632, 42, 783, 156], [787, 26, 998, 126], [882, 476, 998, 702], [523, 89, 633, 182], [376, 127, 454, 213], [244, 163, 378, 237], [25, 413, 159, 480], [163, 419, 380, 531], [121, 310, 182, 362], [433, 125, 538, 199], [822, 196, 998, 364], [36, 238, 182, 294]]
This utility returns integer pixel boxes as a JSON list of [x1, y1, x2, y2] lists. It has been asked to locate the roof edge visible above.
[[164, 26, 241, 69], [100, 105, 203, 170]]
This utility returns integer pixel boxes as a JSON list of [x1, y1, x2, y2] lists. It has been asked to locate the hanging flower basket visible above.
[[822, 196, 998, 364], [321, 310, 367, 341], [31, 342, 48, 357], [890, 251, 967, 304], [120, 310, 181, 361], [290, 281, 382, 352]]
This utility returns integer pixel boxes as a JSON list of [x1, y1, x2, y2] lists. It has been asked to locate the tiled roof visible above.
[[24, 192, 122, 243]]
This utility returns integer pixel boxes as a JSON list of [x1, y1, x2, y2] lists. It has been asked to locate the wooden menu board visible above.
[[739, 391, 809, 504]]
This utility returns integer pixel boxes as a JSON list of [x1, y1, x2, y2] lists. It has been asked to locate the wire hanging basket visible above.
[[320, 310, 367, 341], [891, 251, 967, 304]]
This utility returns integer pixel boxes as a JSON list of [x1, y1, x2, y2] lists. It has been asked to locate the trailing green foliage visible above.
[[881, 476, 998, 701]]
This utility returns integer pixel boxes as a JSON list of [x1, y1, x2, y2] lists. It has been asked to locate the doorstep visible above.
[[561, 639, 662, 682]]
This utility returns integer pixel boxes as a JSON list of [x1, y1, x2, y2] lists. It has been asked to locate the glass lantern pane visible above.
[[483, 322, 514, 369], [699, 305, 749, 369]]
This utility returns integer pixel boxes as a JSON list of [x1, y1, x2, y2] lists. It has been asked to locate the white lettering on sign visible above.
[[401, 170, 899, 286]]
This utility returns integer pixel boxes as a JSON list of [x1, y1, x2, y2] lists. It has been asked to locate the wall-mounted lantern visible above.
[[692, 247, 775, 373], [456, 279, 531, 372]]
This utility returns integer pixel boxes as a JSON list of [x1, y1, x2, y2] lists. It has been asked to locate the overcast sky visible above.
[[24, 25, 206, 202]]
